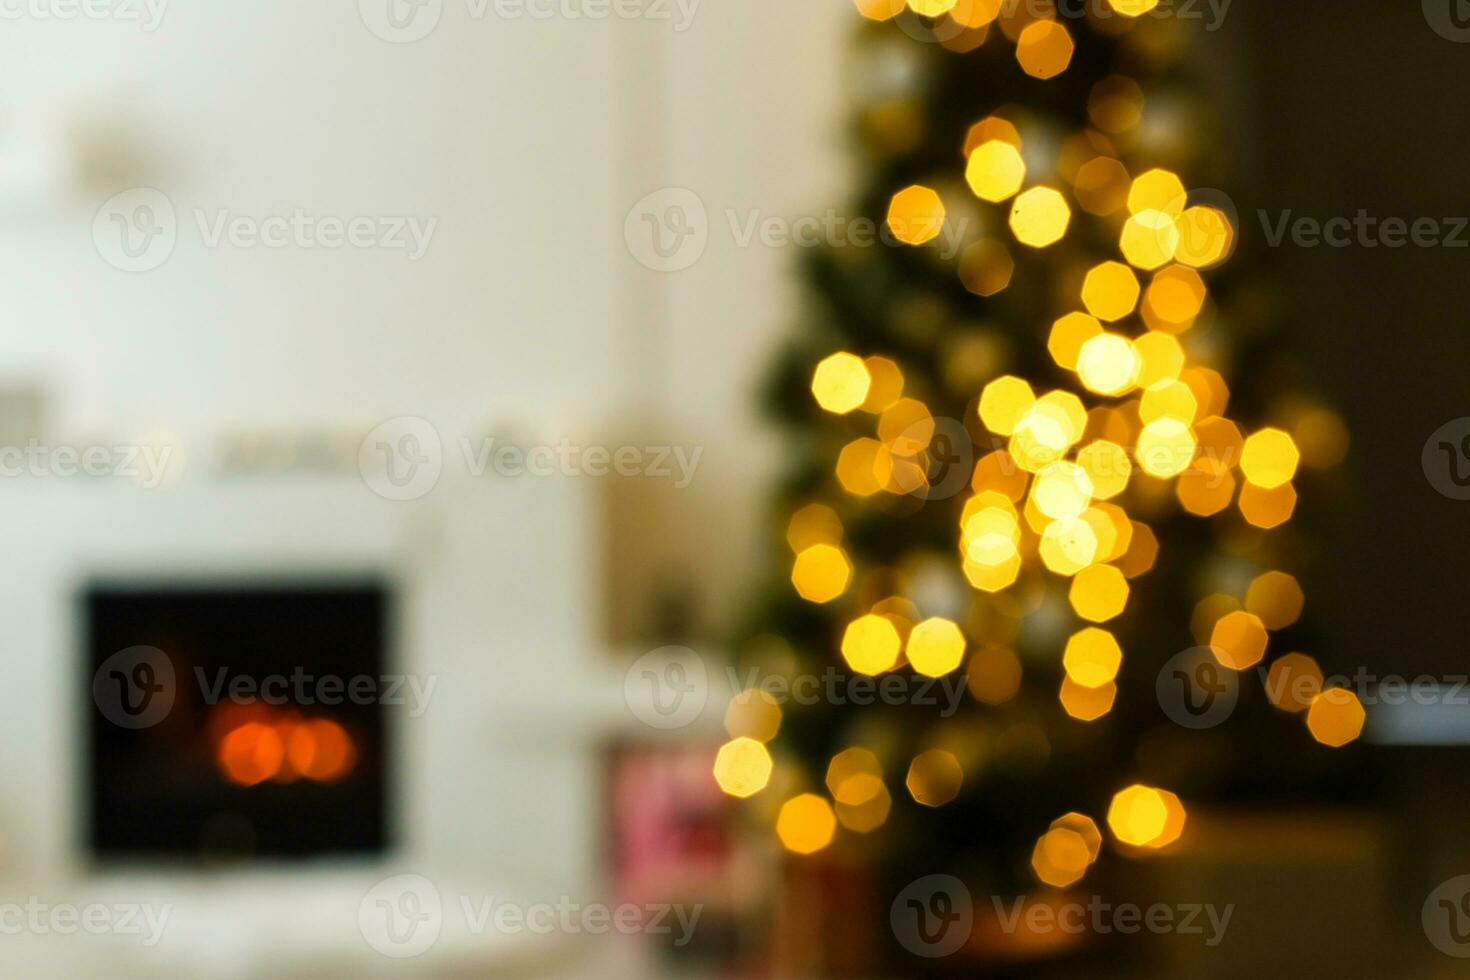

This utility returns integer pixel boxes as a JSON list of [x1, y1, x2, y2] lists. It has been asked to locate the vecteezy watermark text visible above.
[[0, 440, 175, 488], [0, 898, 172, 947], [358, 0, 699, 44], [357, 874, 702, 958], [0, 0, 168, 29], [1259, 209, 1470, 249]]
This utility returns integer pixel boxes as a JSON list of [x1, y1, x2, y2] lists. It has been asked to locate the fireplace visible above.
[[84, 581, 392, 862]]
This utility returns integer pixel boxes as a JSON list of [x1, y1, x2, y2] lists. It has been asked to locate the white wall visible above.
[[0, 0, 853, 886]]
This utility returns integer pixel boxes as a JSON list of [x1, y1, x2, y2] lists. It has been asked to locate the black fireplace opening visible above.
[[84, 580, 392, 862]]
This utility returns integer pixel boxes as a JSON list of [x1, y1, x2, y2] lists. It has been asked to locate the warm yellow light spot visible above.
[[1076, 333, 1141, 396], [1194, 414, 1242, 463], [878, 398, 935, 457], [1048, 312, 1102, 371], [1107, 785, 1169, 846], [1080, 506, 1120, 561], [968, 645, 1022, 703], [1032, 827, 1091, 887], [811, 352, 871, 415], [979, 375, 1037, 436], [1059, 677, 1116, 721], [1075, 440, 1132, 500], [1051, 813, 1103, 863], [1190, 592, 1240, 645], [1009, 186, 1071, 248], [836, 781, 892, 833], [959, 239, 1015, 297], [1063, 627, 1122, 688], [1240, 428, 1301, 489], [1120, 209, 1180, 270], [1132, 331, 1184, 388], [1143, 265, 1207, 331], [1107, 0, 1159, 15], [907, 0, 959, 14], [962, 114, 1021, 155], [963, 552, 1022, 592], [724, 689, 782, 743], [1069, 564, 1129, 622], [1239, 481, 1297, 529], [1140, 380, 1199, 425], [1039, 517, 1098, 575], [962, 505, 1021, 567], [907, 617, 967, 677], [791, 543, 852, 603], [971, 449, 1030, 502], [841, 614, 902, 675], [1127, 169, 1185, 217], [1136, 418, 1196, 477], [1210, 610, 1269, 671], [1294, 409, 1350, 468], [860, 356, 905, 413], [787, 503, 842, 553], [776, 794, 838, 855], [1081, 261, 1141, 322], [1246, 571, 1305, 630], [966, 140, 1027, 203], [886, 185, 947, 246], [836, 438, 893, 497], [1116, 521, 1157, 577], [1266, 653, 1323, 714], [1149, 790, 1188, 849], [712, 737, 773, 798], [1306, 687, 1366, 748], [852, 0, 907, 20], [1087, 76, 1144, 134], [1039, 391, 1088, 444], [826, 747, 884, 805], [1174, 206, 1233, 268], [1032, 461, 1094, 520], [949, 0, 1003, 28], [906, 749, 964, 807], [1015, 19, 1075, 79], [1074, 157, 1132, 218], [1175, 457, 1236, 516]]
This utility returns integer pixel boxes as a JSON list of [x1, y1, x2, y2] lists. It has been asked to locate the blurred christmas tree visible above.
[[716, 0, 1355, 970]]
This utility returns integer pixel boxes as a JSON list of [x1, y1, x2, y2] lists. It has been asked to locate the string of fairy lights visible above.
[[712, 0, 1355, 888]]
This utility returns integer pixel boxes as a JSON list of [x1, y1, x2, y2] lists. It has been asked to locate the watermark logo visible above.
[[359, 416, 444, 501], [624, 187, 708, 273], [991, 895, 1232, 946], [361, 0, 698, 42], [360, 874, 443, 958], [359, 0, 444, 42], [1425, 0, 1470, 41], [0, 0, 169, 30], [1423, 418, 1470, 500], [1156, 646, 1238, 730], [1424, 875, 1470, 956], [891, 875, 973, 958], [94, 187, 177, 272], [0, 898, 172, 946], [624, 645, 708, 730], [93, 645, 175, 730]]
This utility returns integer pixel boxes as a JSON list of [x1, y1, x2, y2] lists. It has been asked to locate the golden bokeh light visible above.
[[1306, 687, 1366, 748], [713, 737, 774, 798], [949, 0, 1003, 28], [1087, 76, 1143, 134], [1048, 312, 1102, 370], [841, 613, 903, 675], [811, 352, 872, 415], [1143, 265, 1207, 331], [1076, 333, 1141, 396], [1239, 481, 1297, 529], [1015, 19, 1075, 79], [906, 749, 965, 807], [1081, 261, 1141, 322], [1051, 812, 1103, 863], [724, 689, 783, 742], [907, 616, 968, 677], [1031, 827, 1091, 887], [887, 185, 947, 246], [860, 356, 905, 413], [1009, 186, 1072, 247], [1063, 627, 1122, 688], [1173, 205, 1234, 268], [1060, 677, 1117, 721], [1127, 168, 1185, 216], [1069, 563, 1129, 622], [1116, 521, 1157, 577], [1150, 790, 1188, 849], [826, 747, 884, 805], [979, 375, 1037, 435], [1266, 653, 1323, 714], [1132, 331, 1185, 388], [1107, 784, 1173, 846], [1073, 155, 1131, 215], [787, 503, 843, 553], [959, 239, 1016, 297], [1240, 428, 1301, 489], [1040, 517, 1100, 575], [972, 449, 1030, 501], [852, 0, 907, 20], [776, 794, 838, 855], [1294, 409, 1350, 468], [1210, 610, 1269, 671], [1175, 457, 1236, 516], [836, 438, 894, 497], [878, 397, 935, 456], [1246, 571, 1305, 630], [1107, 0, 1160, 15], [968, 645, 1023, 704], [1075, 439, 1132, 499], [966, 139, 1027, 202], [836, 781, 893, 833], [792, 543, 853, 603], [1140, 380, 1199, 425], [1120, 209, 1180, 270], [1032, 461, 1094, 520], [963, 114, 1021, 155], [1136, 418, 1196, 477]]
